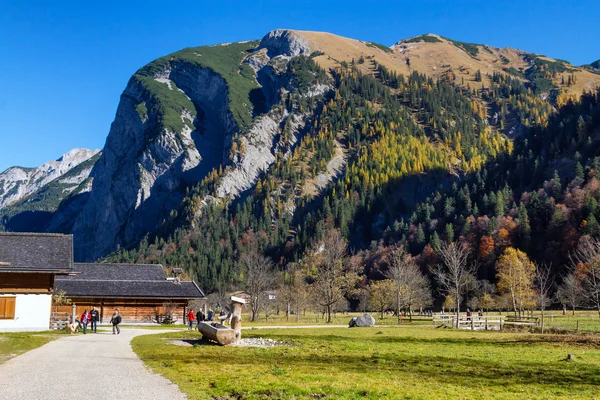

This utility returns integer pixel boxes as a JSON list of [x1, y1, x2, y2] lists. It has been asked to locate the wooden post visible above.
[[71, 303, 77, 324], [576, 320, 579, 331], [485, 317, 488, 331], [230, 296, 245, 342], [471, 318, 474, 330], [500, 317, 504, 331]]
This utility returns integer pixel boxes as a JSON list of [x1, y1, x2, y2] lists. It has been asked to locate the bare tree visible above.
[[556, 272, 583, 316], [432, 241, 477, 328], [386, 246, 432, 323], [306, 229, 358, 323], [571, 235, 600, 317], [535, 263, 554, 333], [241, 251, 278, 322]]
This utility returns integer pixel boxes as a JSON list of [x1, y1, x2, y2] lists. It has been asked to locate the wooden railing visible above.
[[433, 314, 505, 330]]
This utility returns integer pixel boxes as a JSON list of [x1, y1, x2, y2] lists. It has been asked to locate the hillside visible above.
[[283, 31, 600, 100], [4, 29, 594, 295]]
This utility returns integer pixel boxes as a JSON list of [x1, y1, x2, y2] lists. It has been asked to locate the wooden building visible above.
[[55, 263, 204, 323], [0, 232, 73, 332]]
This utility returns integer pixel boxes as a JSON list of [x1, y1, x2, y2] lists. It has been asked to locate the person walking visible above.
[[80, 310, 90, 334], [110, 308, 122, 335], [187, 309, 195, 330], [89, 306, 99, 333]]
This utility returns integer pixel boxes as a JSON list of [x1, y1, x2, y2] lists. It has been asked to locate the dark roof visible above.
[[68, 263, 167, 281], [0, 232, 73, 273], [55, 263, 204, 299]]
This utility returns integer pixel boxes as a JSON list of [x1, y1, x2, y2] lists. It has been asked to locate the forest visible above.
[[109, 54, 600, 315]]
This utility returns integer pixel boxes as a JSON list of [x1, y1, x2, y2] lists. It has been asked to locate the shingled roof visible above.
[[0, 232, 73, 273], [55, 263, 204, 299]]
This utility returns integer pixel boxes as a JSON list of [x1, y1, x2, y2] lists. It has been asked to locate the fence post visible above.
[[576, 320, 579, 332], [500, 317, 504, 331], [485, 317, 488, 331], [471, 318, 474, 330]]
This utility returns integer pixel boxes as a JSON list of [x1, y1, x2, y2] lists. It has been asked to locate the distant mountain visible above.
[[0, 149, 100, 231]]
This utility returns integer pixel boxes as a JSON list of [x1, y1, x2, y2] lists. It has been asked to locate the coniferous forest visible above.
[[109, 55, 600, 310]]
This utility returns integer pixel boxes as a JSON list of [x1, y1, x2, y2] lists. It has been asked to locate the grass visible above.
[[0, 331, 62, 364], [133, 326, 600, 399], [242, 312, 432, 327], [403, 34, 442, 44], [134, 41, 261, 134], [365, 41, 393, 54]]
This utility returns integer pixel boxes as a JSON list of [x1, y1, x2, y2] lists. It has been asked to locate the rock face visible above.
[[65, 66, 238, 260], [349, 314, 376, 328], [0, 148, 100, 210], [259, 29, 312, 58], [48, 31, 329, 261]]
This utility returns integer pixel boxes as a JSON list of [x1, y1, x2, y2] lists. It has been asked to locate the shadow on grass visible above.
[[137, 332, 600, 390]]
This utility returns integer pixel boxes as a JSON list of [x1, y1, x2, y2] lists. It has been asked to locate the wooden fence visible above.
[[50, 312, 70, 330], [433, 314, 506, 330]]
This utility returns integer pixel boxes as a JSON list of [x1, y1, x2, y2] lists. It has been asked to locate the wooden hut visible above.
[[55, 263, 204, 323]]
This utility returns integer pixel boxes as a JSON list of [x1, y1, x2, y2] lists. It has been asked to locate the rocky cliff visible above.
[[61, 31, 329, 261], [0, 148, 99, 210]]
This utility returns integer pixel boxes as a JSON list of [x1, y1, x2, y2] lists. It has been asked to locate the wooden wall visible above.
[[55, 299, 188, 323], [0, 273, 53, 294]]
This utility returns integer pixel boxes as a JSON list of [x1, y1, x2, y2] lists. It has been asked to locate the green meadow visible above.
[[132, 325, 600, 399]]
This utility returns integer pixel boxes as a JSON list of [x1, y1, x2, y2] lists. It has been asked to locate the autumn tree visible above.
[[368, 279, 396, 319], [496, 247, 536, 318], [241, 250, 278, 322], [571, 235, 600, 317], [432, 241, 477, 328], [386, 246, 432, 323], [305, 229, 358, 323], [278, 263, 311, 322]]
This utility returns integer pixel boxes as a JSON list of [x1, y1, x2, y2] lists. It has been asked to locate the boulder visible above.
[[349, 313, 376, 328]]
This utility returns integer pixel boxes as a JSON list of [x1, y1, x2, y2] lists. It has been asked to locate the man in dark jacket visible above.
[[110, 308, 122, 335], [90, 306, 100, 333]]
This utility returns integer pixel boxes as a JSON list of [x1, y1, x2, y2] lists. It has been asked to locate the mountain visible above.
[[0, 148, 100, 210], [20, 30, 598, 291], [0, 151, 101, 232]]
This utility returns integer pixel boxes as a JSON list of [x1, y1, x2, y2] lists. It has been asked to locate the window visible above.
[[0, 297, 16, 319]]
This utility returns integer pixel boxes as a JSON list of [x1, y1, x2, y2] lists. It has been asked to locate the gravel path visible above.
[[0, 329, 187, 400]]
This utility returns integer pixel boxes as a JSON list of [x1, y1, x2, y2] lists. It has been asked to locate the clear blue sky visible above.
[[1, 0, 599, 172]]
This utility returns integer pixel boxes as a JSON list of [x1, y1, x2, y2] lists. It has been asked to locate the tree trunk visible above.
[[455, 288, 461, 329], [326, 304, 332, 323], [397, 293, 401, 325], [541, 308, 545, 334]]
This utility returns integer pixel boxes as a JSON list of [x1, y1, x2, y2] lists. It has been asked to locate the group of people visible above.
[[78, 307, 122, 334], [186, 308, 229, 330]]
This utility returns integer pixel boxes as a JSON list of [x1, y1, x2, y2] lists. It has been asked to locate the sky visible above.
[[1, 0, 599, 172]]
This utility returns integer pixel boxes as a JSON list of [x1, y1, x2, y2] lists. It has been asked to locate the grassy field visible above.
[[0, 332, 62, 364], [132, 326, 600, 399]]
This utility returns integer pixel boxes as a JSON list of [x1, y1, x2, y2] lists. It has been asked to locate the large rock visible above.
[[349, 313, 376, 328]]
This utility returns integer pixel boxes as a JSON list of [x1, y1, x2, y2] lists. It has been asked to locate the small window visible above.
[[0, 297, 16, 319]]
